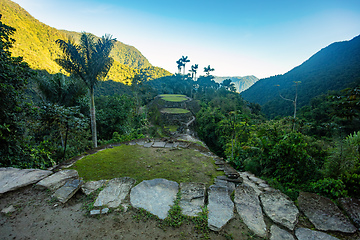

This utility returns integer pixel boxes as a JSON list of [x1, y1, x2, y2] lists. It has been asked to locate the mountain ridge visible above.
[[0, 0, 171, 83], [241, 35, 360, 118], [213, 75, 259, 93]]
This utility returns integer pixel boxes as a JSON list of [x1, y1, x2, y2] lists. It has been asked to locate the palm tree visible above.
[[55, 32, 116, 148], [190, 64, 198, 81], [176, 59, 183, 74], [180, 56, 190, 75], [204, 65, 214, 76]]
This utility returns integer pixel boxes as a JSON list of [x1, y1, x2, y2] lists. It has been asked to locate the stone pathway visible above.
[[1, 138, 360, 239]]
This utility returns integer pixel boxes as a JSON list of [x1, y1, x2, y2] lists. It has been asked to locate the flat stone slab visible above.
[[214, 177, 235, 195], [53, 179, 83, 203], [152, 141, 166, 148], [130, 178, 179, 219], [295, 227, 339, 240], [164, 143, 174, 148], [339, 197, 360, 228], [94, 177, 136, 208], [207, 185, 234, 231], [260, 190, 299, 230], [81, 180, 107, 195], [298, 192, 356, 233], [36, 170, 79, 191], [143, 142, 154, 148], [179, 182, 206, 217], [270, 225, 294, 240], [235, 184, 267, 238], [0, 167, 52, 194]]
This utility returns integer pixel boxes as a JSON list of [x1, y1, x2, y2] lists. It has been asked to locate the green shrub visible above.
[[309, 178, 348, 199]]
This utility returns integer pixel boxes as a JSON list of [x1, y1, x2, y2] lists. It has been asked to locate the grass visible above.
[[69, 145, 222, 186], [161, 108, 190, 114], [164, 125, 178, 132], [159, 94, 187, 102]]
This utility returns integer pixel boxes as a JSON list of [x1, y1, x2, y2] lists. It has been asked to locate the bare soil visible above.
[[0, 185, 263, 240]]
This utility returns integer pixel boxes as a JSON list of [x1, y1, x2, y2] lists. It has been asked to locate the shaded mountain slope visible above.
[[241, 35, 360, 118]]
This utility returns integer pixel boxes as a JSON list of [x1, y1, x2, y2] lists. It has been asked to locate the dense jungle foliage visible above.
[[1, 12, 360, 202]]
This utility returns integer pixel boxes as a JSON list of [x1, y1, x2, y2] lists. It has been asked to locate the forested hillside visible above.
[[213, 75, 258, 93], [0, 0, 171, 83], [241, 35, 360, 118]]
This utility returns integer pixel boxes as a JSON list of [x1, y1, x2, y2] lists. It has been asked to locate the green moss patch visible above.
[[159, 94, 187, 102], [161, 108, 190, 114], [164, 125, 178, 132], [69, 145, 222, 185]]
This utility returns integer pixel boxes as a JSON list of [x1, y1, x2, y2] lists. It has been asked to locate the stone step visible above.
[[36, 169, 79, 191], [235, 184, 267, 238], [53, 179, 83, 204], [298, 192, 357, 234], [130, 178, 179, 220], [207, 185, 234, 231], [260, 190, 299, 231], [179, 182, 206, 217], [94, 177, 136, 208]]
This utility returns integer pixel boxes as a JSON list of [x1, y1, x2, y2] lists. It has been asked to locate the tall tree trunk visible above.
[[90, 87, 97, 148]]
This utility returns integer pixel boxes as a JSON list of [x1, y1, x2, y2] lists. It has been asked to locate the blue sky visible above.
[[12, 0, 360, 78]]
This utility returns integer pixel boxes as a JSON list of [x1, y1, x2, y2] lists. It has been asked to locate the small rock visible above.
[[270, 225, 294, 240], [298, 192, 356, 233], [1, 205, 16, 214], [260, 190, 299, 230], [295, 227, 339, 240], [101, 208, 109, 214], [90, 209, 101, 215]]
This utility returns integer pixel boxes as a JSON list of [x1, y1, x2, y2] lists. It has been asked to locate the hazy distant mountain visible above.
[[241, 35, 360, 118], [0, 0, 170, 82], [213, 76, 259, 92]]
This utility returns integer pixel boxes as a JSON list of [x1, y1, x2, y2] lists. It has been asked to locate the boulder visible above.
[[295, 227, 339, 240], [36, 170, 79, 191], [234, 184, 267, 238], [260, 190, 299, 230], [0, 167, 52, 194], [298, 192, 356, 233], [81, 180, 107, 195], [338, 197, 360, 228], [130, 178, 179, 219], [179, 182, 206, 217], [94, 177, 136, 208], [270, 225, 294, 240], [53, 179, 83, 203], [207, 185, 234, 231]]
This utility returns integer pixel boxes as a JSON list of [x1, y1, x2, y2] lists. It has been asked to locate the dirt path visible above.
[[0, 185, 263, 240]]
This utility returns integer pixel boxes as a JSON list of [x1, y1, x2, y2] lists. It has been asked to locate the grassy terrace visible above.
[[159, 94, 188, 102], [161, 108, 190, 114], [69, 145, 222, 186]]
